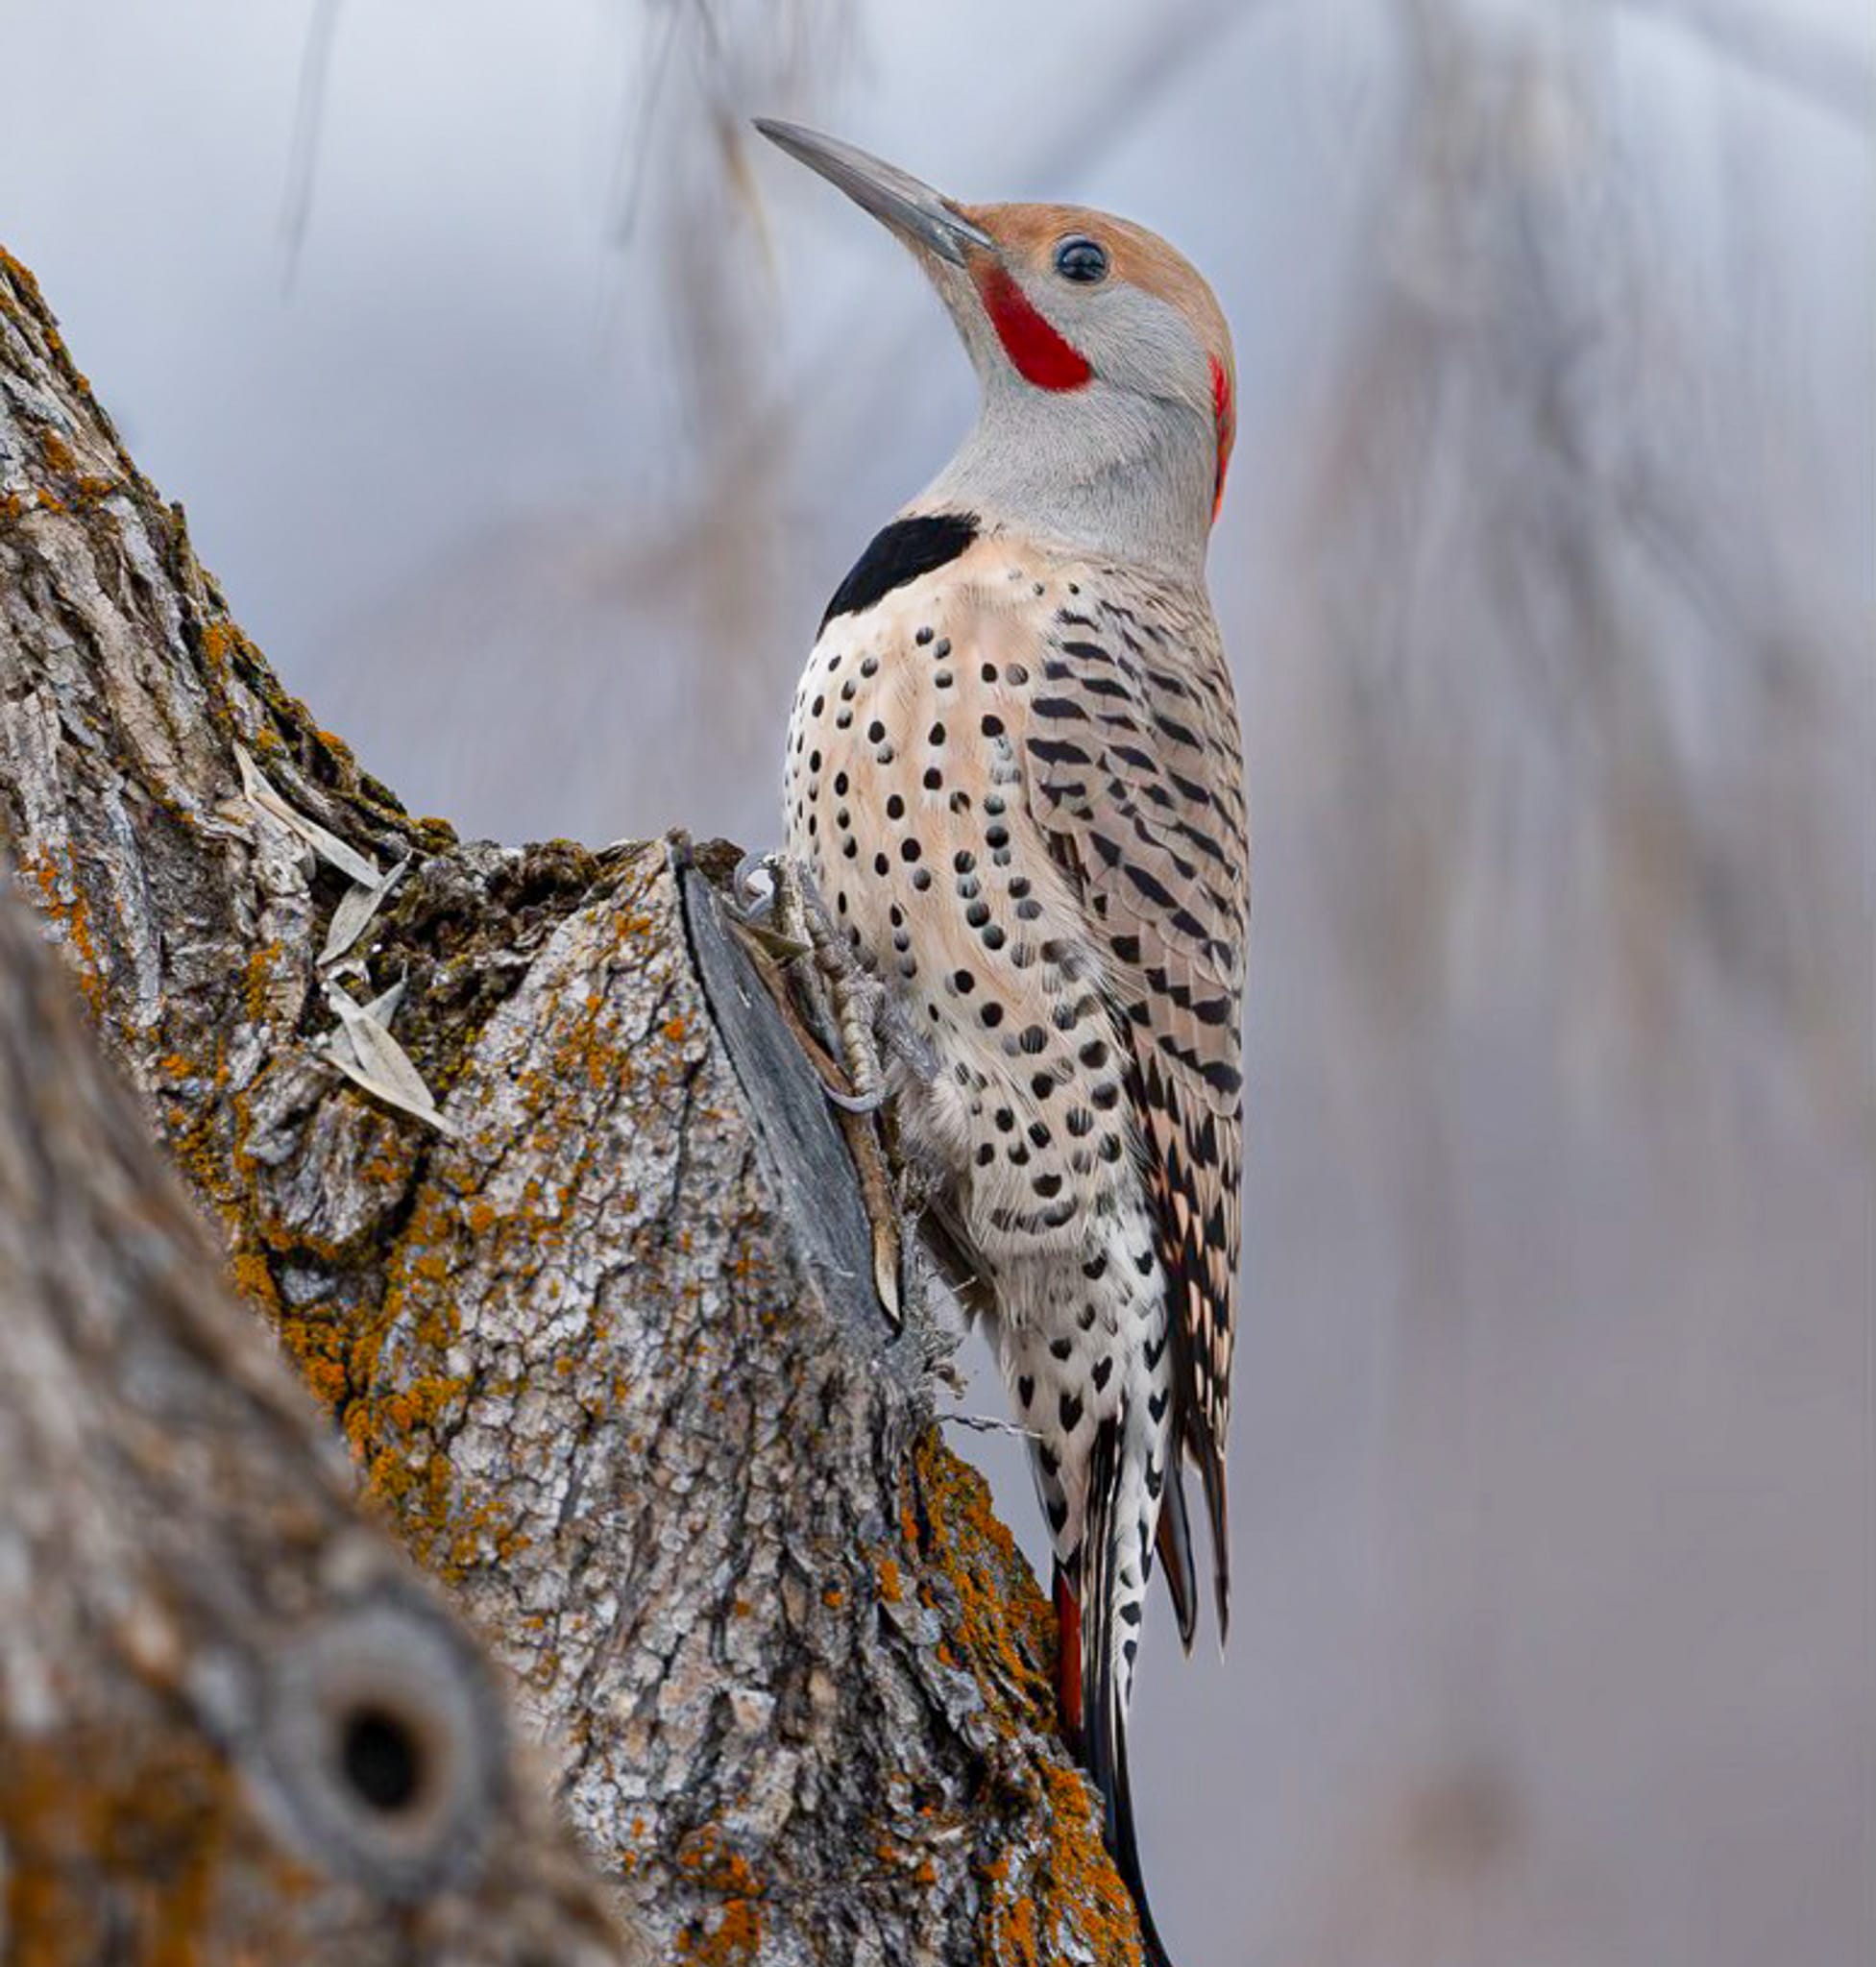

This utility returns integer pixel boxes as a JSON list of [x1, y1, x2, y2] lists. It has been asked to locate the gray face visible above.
[[1000, 241, 1216, 425], [919, 247, 1222, 575], [921, 236, 1213, 428]]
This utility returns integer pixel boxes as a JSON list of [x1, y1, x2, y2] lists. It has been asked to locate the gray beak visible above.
[[753, 119, 993, 268]]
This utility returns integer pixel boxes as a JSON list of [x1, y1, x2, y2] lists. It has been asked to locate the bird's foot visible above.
[[768, 855, 935, 1101]]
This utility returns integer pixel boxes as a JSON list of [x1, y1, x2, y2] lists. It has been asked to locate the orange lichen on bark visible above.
[[218, 1164, 499, 1581], [673, 1827, 766, 1964], [0, 1732, 307, 1965], [17, 850, 106, 1018], [902, 1433, 1145, 1966], [909, 1432, 1056, 1714]]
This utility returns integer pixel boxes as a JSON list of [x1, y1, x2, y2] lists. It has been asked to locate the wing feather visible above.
[[1023, 571, 1247, 1639]]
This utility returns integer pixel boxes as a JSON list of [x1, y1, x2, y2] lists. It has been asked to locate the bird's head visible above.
[[756, 120, 1236, 562]]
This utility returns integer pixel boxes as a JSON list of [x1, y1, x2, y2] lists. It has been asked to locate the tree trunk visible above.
[[0, 847, 646, 1965], [0, 245, 1144, 1963]]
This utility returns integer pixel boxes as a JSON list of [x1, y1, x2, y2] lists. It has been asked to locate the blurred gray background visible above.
[[4, 2, 1870, 1961]]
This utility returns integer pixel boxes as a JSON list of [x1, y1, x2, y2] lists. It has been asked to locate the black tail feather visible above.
[[1197, 1439, 1230, 1645], [1082, 1416, 1176, 1967], [1155, 1448, 1199, 1654]]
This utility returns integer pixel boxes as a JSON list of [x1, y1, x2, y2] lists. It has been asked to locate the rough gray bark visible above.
[[0, 879, 644, 1964], [0, 247, 1145, 1962]]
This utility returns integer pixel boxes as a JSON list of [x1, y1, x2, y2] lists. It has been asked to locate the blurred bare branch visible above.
[[280, 0, 344, 292], [605, 0, 689, 251], [1295, 0, 1868, 1098]]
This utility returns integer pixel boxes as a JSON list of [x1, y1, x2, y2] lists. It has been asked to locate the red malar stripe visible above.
[[975, 263, 1092, 392]]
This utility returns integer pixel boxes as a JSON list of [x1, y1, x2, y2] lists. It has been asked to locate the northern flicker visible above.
[[759, 120, 1246, 1961]]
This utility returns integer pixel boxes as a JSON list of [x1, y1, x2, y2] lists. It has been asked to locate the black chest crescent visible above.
[[820, 511, 980, 631]]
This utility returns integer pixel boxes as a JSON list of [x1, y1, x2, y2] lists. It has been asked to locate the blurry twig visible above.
[[941, 1412, 1041, 1444], [608, 0, 691, 253], [280, 0, 344, 294]]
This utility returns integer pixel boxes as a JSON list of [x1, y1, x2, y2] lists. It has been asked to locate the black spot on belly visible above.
[[820, 511, 980, 629]]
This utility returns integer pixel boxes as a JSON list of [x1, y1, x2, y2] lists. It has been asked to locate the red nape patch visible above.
[[1209, 354, 1235, 522], [975, 263, 1092, 392]]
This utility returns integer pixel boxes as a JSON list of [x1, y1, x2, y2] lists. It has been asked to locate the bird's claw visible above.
[[727, 915, 815, 963], [725, 850, 784, 925], [822, 1079, 889, 1115]]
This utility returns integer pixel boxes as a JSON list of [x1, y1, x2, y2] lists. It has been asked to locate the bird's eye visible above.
[[1054, 236, 1109, 284]]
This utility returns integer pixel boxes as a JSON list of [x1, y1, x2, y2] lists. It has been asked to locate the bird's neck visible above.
[[918, 379, 1215, 582]]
